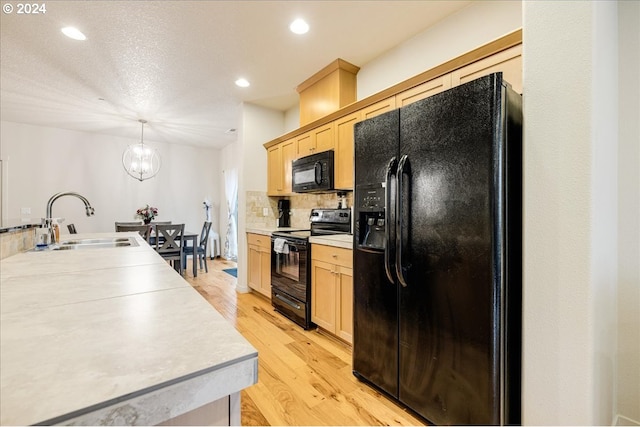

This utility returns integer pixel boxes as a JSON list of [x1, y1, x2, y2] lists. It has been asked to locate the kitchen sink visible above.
[[53, 242, 134, 250], [49, 237, 139, 251], [59, 237, 131, 245]]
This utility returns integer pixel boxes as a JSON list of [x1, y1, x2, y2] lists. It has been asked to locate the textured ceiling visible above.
[[0, 1, 470, 149]]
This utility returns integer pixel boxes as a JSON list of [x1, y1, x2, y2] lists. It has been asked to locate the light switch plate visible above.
[[263, 207, 269, 217], [21, 207, 31, 215]]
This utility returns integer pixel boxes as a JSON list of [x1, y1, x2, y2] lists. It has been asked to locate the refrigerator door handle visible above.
[[395, 154, 409, 288], [384, 156, 398, 283]]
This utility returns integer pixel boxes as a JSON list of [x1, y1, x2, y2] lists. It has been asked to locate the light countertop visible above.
[[246, 228, 353, 250], [309, 234, 353, 250], [0, 232, 257, 426], [245, 226, 301, 236]]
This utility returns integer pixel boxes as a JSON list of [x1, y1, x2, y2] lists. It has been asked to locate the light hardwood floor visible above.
[[183, 259, 426, 426]]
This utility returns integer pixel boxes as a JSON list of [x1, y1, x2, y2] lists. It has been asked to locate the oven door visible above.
[[271, 238, 309, 302]]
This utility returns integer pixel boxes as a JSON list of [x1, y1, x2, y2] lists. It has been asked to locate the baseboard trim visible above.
[[235, 284, 250, 293], [616, 414, 640, 426]]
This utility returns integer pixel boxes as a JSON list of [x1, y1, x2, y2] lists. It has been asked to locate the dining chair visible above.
[[154, 223, 185, 274], [67, 224, 77, 234], [114, 221, 142, 231], [182, 221, 212, 273], [115, 224, 152, 241], [151, 221, 172, 225]]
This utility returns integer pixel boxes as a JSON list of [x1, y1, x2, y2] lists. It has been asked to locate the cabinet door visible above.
[[334, 111, 361, 190], [259, 247, 272, 298], [336, 266, 353, 344], [248, 245, 261, 292], [311, 259, 337, 333], [396, 74, 452, 107], [313, 122, 335, 154], [361, 96, 396, 120], [296, 132, 314, 157], [281, 138, 296, 194], [451, 44, 522, 94], [247, 233, 269, 248], [267, 145, 282, 196], [312, 244, 352, 268]]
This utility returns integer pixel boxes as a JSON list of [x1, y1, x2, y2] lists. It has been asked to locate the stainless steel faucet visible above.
[[43, 192, 95, 243]]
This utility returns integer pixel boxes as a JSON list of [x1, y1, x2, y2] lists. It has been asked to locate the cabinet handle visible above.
[[332, 254, 338, 258]]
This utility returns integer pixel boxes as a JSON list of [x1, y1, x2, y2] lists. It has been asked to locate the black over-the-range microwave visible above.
[[291, 150, 334, 193]]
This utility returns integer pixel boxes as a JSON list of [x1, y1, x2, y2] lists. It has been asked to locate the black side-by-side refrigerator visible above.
[[352, 73, 522, 425]]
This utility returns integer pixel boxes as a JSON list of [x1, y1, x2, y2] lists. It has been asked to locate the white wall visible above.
[[236, 103, 284, 292], [283, 105, 299, 134], [0, 121, 220, 236], [591, 3, 619, 424], [523, 1, 639, 425], [617, 1, 640, 424], [523, 1, 592, 423]]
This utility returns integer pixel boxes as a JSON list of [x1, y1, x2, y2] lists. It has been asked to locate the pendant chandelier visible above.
[[122, 119, 161, 182]]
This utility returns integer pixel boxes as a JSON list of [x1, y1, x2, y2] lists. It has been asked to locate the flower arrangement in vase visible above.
[[136, 205, 158, 224]]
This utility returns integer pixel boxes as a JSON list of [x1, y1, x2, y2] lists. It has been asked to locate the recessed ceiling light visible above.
[[235, 78, 250, 88], [61, 27, 86, 41], [289, 18, 309, 35]]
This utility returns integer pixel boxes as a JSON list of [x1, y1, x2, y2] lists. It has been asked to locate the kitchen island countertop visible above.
[[0, 232, 257, 426]]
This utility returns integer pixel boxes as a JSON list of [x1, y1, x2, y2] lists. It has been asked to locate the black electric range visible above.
[[270, 208, 351, 329]]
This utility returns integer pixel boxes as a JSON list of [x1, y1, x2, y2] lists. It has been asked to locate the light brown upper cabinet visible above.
[[396, 74, 453, 107], [267, 138, 296, 196], [451, 44, 522, 94], [333, 97, 396, 192], [267, 145, 282, 196], [281, 139, 296, 194], [297, 59, 359, 126], [334, 111, 362, 190], [360, 97, 397, 120], [297, 122, 335, 157]]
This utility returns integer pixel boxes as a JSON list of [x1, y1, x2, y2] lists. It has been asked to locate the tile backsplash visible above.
[[0, 228, 36, 259], [246, 191, 353, 229]]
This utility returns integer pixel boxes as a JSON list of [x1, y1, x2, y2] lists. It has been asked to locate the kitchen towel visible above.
[[273, 238, 289, 254]]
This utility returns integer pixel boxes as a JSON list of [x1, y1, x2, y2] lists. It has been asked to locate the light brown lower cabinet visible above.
[[311, 244, 353, 344], [247, 233, 271, 298]]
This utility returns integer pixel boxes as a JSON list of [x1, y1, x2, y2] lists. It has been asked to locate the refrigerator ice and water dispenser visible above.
[[356, 183, 386, 251]]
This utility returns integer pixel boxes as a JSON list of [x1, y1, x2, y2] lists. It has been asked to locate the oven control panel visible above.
[[309, 208, 351, 223]]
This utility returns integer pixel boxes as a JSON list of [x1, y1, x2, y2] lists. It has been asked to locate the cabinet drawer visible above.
[[247, 233, 271, 250], [311, 244, 352, 268]]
